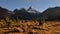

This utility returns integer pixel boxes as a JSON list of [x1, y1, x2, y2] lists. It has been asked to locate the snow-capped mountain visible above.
[[27, 6, 40, 14]]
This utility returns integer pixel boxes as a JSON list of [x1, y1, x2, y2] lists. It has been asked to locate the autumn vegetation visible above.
[[0, 6, 60, 34]]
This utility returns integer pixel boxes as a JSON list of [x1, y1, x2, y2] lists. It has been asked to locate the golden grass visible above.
[[0, 18, 60, 34]]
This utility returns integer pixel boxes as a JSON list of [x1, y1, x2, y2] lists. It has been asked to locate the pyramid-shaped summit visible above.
[[27, 6, 39, 13]]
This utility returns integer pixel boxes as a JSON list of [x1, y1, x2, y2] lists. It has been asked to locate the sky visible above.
[[0, 0, 60, 12]]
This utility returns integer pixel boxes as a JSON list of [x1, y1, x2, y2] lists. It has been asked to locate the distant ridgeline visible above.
[[0, 6, 60, 21], [0, 6, 40, 20]]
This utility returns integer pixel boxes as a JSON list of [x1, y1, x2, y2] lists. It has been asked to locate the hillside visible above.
[[40, 7, 60, 21], [0, 6, 40, 20], [1, 6, 60, 21]]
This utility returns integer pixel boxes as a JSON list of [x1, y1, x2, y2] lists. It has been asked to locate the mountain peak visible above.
[[28, 6, 35, 10], [27, 6, 39, 13]]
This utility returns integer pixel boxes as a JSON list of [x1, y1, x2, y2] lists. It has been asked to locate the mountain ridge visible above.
[[0, 6, 60, 20]]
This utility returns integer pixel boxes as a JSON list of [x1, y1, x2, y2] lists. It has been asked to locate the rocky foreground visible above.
[[0, 20, 60, 34]]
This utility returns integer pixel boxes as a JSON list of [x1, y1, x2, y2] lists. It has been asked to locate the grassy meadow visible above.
[[0, 17, 60, 34]]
